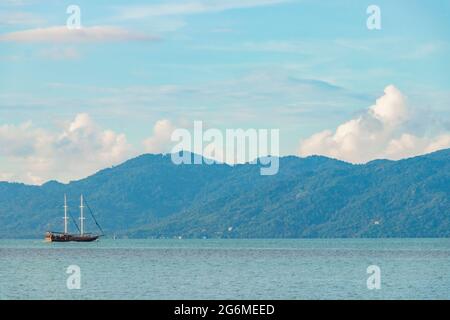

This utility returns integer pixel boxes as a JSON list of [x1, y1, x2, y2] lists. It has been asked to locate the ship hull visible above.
[[45, 232, 99, 242]]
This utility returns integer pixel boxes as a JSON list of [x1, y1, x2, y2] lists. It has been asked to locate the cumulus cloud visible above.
[[299, 85, 450, 163], [0, 113, 132, 184], [0, 26, 157, 43], [143, 119, 177, 153]]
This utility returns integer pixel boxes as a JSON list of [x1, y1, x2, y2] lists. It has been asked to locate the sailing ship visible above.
[[45, 195, 104, 242]]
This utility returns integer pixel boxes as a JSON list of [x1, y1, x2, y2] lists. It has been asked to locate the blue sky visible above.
[[0, 0, 449, 183]]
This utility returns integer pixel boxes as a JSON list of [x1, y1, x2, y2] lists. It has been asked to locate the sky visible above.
[[0, 0, 449, 184]]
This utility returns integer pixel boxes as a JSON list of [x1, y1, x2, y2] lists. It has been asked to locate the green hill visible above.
[[0, 149, 448, 238]]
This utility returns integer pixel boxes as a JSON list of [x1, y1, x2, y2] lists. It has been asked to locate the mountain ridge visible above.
[[0, 149, 448, 238]]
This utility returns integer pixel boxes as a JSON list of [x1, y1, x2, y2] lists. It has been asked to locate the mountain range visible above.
[[0, 149, 448, 238]]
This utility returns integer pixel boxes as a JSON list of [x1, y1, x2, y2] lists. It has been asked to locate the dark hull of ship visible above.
[[45, 232, 99, 242]]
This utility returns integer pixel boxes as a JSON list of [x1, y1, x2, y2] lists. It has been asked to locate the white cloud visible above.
[[400, 42, 444, 60], [199, 40, 317, 54], [0, 113, 132, 184], [0, 121, 41, 157], [299, 85, 450, 163], [143, 119, 177, 153], [0, 11, 45, 26], [38, 47, 80, 60], [118, 0, 290, 19], [0, 26, 157, 43], [0, 0, 29, 6]]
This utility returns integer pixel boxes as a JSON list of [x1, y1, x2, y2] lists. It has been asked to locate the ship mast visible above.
[[63, 194, 69, 234], [79, 194, 85, 235]]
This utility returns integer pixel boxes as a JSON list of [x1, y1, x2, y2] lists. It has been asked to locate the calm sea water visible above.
[[0, 239, 449, 300]]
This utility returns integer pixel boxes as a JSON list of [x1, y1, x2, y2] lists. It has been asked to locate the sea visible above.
[[0, 239, 449, 300]]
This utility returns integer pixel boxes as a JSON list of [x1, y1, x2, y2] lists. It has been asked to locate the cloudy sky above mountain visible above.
[[299, 85, 450, 163], [0, 0, 449, 184]]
